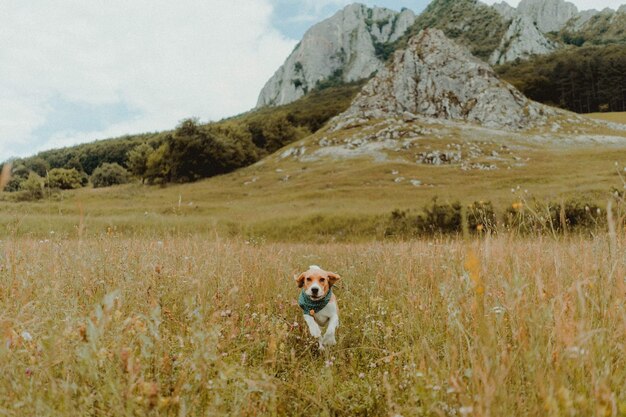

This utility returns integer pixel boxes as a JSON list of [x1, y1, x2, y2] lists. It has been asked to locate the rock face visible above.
[[489, 15, 557, 65], [564, 9, 600, 31], [492, 1, 518, 20], [516, 0, 578, 32], [335, 29, 552, 130], [256, 4, 415, 108]]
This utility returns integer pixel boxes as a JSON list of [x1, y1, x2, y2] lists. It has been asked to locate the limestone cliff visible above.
[[335, 29, 553, 130], [256, 4, 415, 108]]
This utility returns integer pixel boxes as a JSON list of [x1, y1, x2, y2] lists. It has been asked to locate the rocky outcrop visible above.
[[256, 4, 415, 108], [516, 0, 578, 32], [564, 9, 600, 31], [335, 29, 553, 130], [562, 7, 626, 44], [489, 15, 557, 65], [491, 1, 518, 20]]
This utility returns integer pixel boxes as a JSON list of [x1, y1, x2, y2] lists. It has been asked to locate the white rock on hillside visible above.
[[491, 1, 518, 20], [564, 9, 600, 31], [516, 0, 578, 32], [334, 29, 554, 130], [256, 3, 415, 108], [489, 15, 557, 65]]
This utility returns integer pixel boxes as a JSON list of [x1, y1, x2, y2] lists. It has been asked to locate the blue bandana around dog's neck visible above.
[[299, 288, 333, 316]]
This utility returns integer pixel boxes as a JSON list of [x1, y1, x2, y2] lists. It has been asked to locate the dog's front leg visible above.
[[303, 315, 324, 350], [322, 314, 339, 346]]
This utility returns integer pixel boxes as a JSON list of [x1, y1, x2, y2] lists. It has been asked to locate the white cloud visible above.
[[0, 0, 297, 161], [481, 0, 624, 10]]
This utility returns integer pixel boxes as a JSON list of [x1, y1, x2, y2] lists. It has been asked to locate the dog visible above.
[[295, 265, 341, 350]]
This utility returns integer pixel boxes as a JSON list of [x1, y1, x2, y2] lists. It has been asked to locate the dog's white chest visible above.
[[313, 301, 337, 326]]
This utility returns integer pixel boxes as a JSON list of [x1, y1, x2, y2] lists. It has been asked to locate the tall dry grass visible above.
[[0, 233, 624, 416]]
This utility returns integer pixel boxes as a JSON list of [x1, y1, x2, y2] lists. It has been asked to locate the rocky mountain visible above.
[[334, 29, 553, 130], [403, 0, 508, 61], [515, 0, 578, 32], [256, 0, 626, 111], [256, 4, 415, 108], [489, 15, 557, 65], [494, 0, 626, 50], [561, 7, 626, 45]]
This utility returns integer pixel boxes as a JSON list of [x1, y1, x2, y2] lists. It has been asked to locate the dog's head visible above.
[[295, 265, 340, 301]]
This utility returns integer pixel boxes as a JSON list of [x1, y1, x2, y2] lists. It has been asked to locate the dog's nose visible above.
[[311, 288, 319, 295]]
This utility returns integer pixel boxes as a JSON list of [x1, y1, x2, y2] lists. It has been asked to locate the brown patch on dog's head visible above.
[[296, 266, 341, 300]]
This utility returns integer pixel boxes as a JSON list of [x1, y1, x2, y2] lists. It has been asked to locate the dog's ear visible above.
[[295, 272, 306, 288], [327, 272, 341, 286]]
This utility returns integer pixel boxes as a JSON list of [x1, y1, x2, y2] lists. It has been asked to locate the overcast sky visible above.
[[1, 0, 624, 162]]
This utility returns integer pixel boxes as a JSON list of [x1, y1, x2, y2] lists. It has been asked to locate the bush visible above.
[[467, 201, 497, 234], [385, 199, 465, 237], [91, 163, 131, 188], [416, 199, 463, 235], [46, 168, 84, 190], [504, 199, 604, 234], [16, 173, 45, 201]]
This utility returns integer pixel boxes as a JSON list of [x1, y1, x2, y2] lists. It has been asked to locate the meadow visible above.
[[1, 114, 625, 416], [0, 232, 624, 416]]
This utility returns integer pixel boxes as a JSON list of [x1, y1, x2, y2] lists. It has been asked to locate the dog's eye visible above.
[[306, 277, 311, 281], [320, 278, 325, 282]]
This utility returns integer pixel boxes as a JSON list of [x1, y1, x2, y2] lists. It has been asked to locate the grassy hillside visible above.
[[2, 112, 625, 240], [2, 82, 364, 189], [587, 112, 626, 124], [399, 0, 507, 61]]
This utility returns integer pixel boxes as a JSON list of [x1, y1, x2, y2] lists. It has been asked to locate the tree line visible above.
[[497, 44, 626, 113], [1, 83, 362, 199]]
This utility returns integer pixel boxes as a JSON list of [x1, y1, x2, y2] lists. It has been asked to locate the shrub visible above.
[[46, 168, 84, 190], [416, 199, 463, 235], [505, 199, 604, 234], [467, 201, 497, 234], [17, 173, 45, 201], [386, 199, 465, 237], [91, 163, 131, 188]]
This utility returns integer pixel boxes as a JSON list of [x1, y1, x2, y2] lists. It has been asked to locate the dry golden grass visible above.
[[1, 233, 624, 416], [586, 112, 626, 125]]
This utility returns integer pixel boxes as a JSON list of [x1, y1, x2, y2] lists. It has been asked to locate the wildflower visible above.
[[359, 373, 365, 379], [491, 306, 506, 315], [325, 360, 333, 367], [459, 406, 474, 415], [476, 224, 484, 232], [21, 331, 33, 342]]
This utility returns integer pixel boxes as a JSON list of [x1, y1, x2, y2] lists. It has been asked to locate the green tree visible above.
[[126, 143, 154, 183], [161, 119, 258, 183], [90, 163, 131, 188], [46, 168, 84, 190], [2, 162, 29, 192], [18, 172, 45, 200], [24, 157, 50, 177], [145, 144, 171, 184]]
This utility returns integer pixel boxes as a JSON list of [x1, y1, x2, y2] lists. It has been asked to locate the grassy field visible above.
[[1, 128, 625, 241], [1, 232, 624, 416], [1, 112, 625, 415], [586, 112, 626, 125]]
